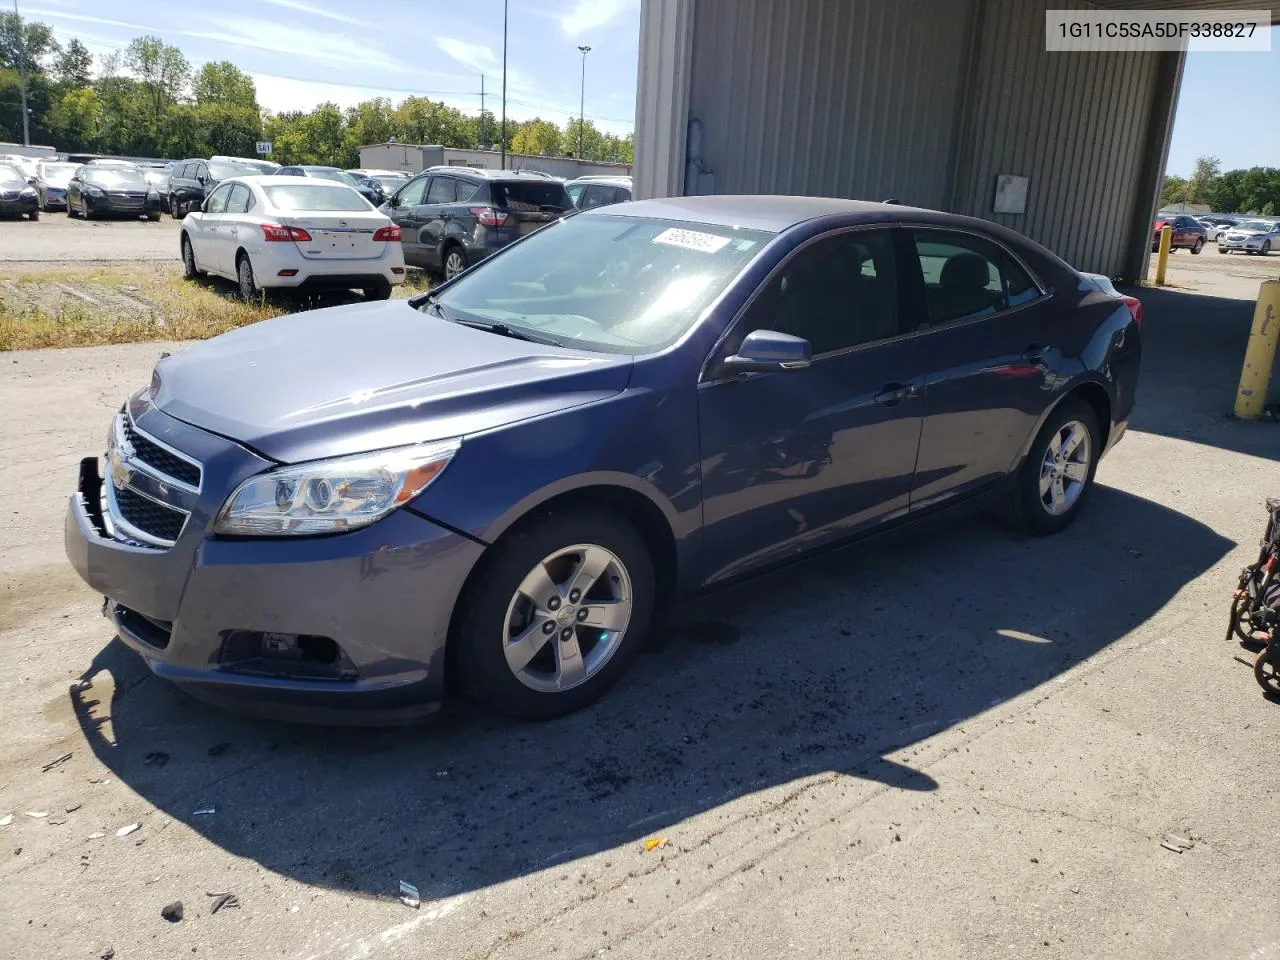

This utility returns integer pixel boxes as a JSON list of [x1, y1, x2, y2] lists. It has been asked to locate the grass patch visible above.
[[0, 265, 433, 351]]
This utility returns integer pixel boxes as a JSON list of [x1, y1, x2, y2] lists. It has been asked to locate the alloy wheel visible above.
[[1039, 419, 1091, 516], [501, 544, 633, 694], [444, 250, 466, 279], [238, 257, 257, 300]]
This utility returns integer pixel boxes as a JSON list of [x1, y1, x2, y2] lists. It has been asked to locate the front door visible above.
[[901, 228, 1061, 511], [417, 175, 459, 271], [198, 182, 233, 274], [698, 228, 926, 584]]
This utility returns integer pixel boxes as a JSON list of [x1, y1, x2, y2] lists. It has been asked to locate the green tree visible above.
[[474, 109, 497, 149], [192, 61, 257, 110], [1186, 156, 1220, 204], [45, 86, 101, 150], [391, 97, 476, 148], [563, 118, 606, 160], [343, 98, 394, 160], [1160, 175, 1188, 206], [510, 117, 561, 156], [94, 56, 148, 154], [124, 36, 190, 144], [53, 38, 92, 89], [1263, 201, 1277, 217], [266, 102, 347, 165], [1207, 169, 1241, 214], [0, 12, 58, 75]]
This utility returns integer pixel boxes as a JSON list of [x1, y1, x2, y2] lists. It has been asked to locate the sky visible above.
[[1165, 27, 1279, 177], [23, 0, 643, 136]]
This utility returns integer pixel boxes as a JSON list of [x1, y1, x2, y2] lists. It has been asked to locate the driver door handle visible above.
[[875, 382, 917, 406]]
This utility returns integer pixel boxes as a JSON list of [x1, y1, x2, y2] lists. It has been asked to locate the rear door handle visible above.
[[874, 382, 917, 406]]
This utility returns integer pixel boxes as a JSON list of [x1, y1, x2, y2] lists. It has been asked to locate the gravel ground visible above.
[[0, 213, 182, 267], [2, 257, 1279, 960]]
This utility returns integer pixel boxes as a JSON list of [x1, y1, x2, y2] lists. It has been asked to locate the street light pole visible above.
[[576, 44, 591, 160], [13, 0, 30, 146], [499, 0, 508, 167]]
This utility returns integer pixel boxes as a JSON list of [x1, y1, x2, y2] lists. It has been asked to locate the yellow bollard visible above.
[[1234, 280, 1280, 420], [1154, 224, 1173, 286]]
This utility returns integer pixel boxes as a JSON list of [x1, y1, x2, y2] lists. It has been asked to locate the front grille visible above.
[[122, 417, 201, 488], [114, 486, 187, 542]]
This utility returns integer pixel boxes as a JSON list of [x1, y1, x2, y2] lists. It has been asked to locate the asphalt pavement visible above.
[[1, 255, 1279, 959]]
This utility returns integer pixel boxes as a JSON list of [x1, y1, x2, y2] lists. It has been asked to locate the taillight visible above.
[[261, 223, 312, 242], [470, 206, 508, 227], [372, 225, 401, 242], [1120, 294, 1143, 326]]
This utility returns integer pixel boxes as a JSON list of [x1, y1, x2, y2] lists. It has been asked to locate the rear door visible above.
[[901, 228, 1060, 511], [386, 175, 430, 266]]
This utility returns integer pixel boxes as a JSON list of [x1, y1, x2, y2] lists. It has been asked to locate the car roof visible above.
[[583, 195, 948, 233], [568, 176, 632, 187], [230, 175, 361, 188], [426, 167, 565, 182], [297, 165, 342, 171]]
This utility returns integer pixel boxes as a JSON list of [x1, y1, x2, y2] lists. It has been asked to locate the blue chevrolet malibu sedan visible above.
[[65, 196, 1142, 722]]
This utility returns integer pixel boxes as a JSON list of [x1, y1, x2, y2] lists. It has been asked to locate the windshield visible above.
[[307, 168, 360, 186], [1235, 220, 1273, 232], [85, 168, 148, 187], [38, 162, 78, 182], [372, 175, 407, 190], [263, 184, 372, 212], [431, 215, 773, 355], [0, 163, 25, 184]]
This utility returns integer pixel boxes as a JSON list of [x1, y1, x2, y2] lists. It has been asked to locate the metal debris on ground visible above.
[[42, 752, 73, 772], [66, 803, 82, 813], [192, 806, 216, 816], [1160, 834, 1195, 853], [25, 811, 49, 819], [209, 892, 240, 914], [87, 832, 105, 839], [144, 751, 169, 767], [161, 901, 184, 922], [116, 823, 140, 837], [642, 836, 669, 852], [0, 814, 12, 827], [100, 948, 115, 960], [399, 880, 421, 909]]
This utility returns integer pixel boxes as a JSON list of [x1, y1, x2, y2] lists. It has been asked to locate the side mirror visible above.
[[719, 329, 812, 376], [26, 176, 37, 185]]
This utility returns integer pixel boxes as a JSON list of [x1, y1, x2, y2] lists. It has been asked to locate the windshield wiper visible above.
[[448, 317, 561, 345]]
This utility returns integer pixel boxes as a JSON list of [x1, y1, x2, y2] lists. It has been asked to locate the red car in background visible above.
[[1152, 214, 1207, 254]]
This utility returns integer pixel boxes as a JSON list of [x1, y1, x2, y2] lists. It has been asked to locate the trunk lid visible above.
[[280, 212, 389, 260]]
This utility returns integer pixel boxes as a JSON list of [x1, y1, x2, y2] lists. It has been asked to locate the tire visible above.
[[443, 245, 468, 280], [453, 507, 656, 720], [363, 281, 392, 301], [81, 200, 93, 220], [169, 196, 180, 219], [1255, 646, 1280, 696], [147, 211, 161, 222], [67, 201, 77, 219], [1263, 241, 1272, 256], [181, 235, 199, 280], [28, 210, 38, 221], [1006, 398, 1100, 536], [1191, 238, 1203, 254], [237, 253, 259, 301]]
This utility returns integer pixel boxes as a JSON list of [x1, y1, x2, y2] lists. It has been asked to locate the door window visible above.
[[567, 183, 586, 206], [737, 230, 900, 357], [455, 180, 480, 202], [396, 175, 428, 206], [425, 177, 457, 204], [224, 184, 252, 213], [204, 183, 233, 213], [911, 231, 1040, 326]]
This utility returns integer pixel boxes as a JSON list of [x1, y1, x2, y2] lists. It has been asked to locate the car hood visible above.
[[1228, 227, 1270, 235], [152, 300, 634, 463]]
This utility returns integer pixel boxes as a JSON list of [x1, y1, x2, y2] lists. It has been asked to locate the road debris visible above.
[[25, 811, 49, 819], [65, 803, 82, 813], [100, 948, 115, 960], [1161, 834, 1195, 853], [210, 892, 240, 914], [42, 752, 73, 772], [0, 814, 11, 827], [87, 832, 106, 839], [192, 806, 216, 816], [399, 880, 420, 909], [435, 769, 450, 779], [161, 901, 184, 922], [144, 751, 169, 767], [116, 823, 140, 837], [642, 836, 669, 852]]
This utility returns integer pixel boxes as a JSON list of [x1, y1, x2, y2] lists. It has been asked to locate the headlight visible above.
[[214, 439, 460, 536], [86, 185, 105, 197], [148, 188, 158, 198], [20, 186, 35, 197]]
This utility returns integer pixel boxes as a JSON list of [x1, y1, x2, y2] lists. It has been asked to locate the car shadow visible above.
[[1121, 285, 1280, 460], [69, 484, 1230, 901]]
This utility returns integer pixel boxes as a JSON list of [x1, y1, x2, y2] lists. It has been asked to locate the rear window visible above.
[[208, 161, 254, 180], [262, 184, 372, 212], [491, 181, 571, 212]]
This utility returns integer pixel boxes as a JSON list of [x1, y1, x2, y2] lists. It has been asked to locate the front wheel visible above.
[[1006, 398, 1100, 536], [27, 210, 38, 221], [181, 236, 199, 280], [443, 246, 468, 280], [237, 254, 260, 301], [169, 196, 181, 219], [1263, 241, 1272, 256], [1191, 238, 1203, 254], [81, 200, 93, 220], [453, 507, 655, 720], [146, 211, 161, 222]]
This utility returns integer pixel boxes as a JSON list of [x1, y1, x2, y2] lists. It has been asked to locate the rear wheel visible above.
[[237, 253, 259, 301], [1256, 646, 1280, 695], [453, 507, 655, 720], [363, 281, 392, 301], [147, 211, 161, 222], [1191, 238, 1203, 254], [1006, 398, 1100, 536], [443, 245, 468, 280], [169, 196, 180, 219], [27, 210, 38, 221]]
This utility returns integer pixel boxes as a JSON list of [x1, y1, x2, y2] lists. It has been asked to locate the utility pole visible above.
[[479, 74, 485, 148], [577, 44, 591, 160], [13, 0, 30, 146], [499, 0, 508, 167]]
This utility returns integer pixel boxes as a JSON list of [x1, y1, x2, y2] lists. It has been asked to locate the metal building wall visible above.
[[953, 0, 1171, 276], [684, 0, 975, 208]]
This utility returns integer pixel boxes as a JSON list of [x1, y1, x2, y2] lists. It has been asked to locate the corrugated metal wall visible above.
[[954, 0, 1166, 274], [633, 0, 695, 200], [686, 0, 974, 208]]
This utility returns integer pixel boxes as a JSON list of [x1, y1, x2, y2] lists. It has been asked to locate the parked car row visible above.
[[1150, 212, 1277, 256]]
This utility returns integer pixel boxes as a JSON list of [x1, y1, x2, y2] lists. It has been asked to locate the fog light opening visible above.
[[216, 630, 357, 681], [277, 269, 299, 277]]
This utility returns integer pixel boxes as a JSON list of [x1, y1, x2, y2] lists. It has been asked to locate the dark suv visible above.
[[168, 159, 257, 218], [380, 169, 572, 278]]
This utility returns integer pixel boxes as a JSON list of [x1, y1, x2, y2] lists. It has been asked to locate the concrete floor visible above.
[[1, 256, 1278, 960]]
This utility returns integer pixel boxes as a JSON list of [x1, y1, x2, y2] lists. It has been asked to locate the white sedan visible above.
[[179, 176, 406, 300]]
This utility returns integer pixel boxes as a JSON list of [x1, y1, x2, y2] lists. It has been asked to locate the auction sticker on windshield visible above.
[[652, 228, 731, 254]]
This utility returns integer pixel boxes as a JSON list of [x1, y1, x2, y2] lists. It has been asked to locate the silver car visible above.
[[1218, 219, 1280, 256]]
